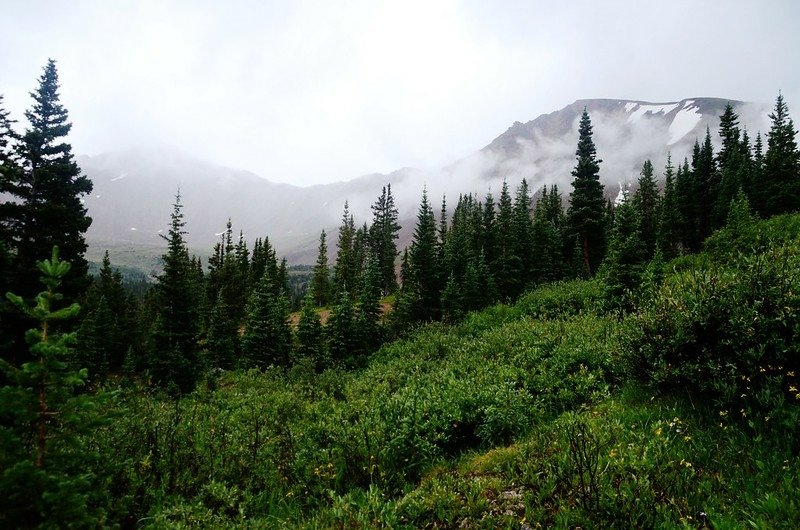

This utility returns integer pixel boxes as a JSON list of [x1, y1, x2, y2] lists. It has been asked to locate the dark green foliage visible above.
[[296, 291, 327, 370], [755, 93, 800, 217], [566, 109, 606, 275], [326, 290, 357, 365], [333, 202, 359, 296], [1, 61, 93, 364], [712, 104, 751, 229], [1, 247, 108, 527], [369, 185, 401, 296], [602, 191, 646, 310], [657, 154, 681, 259], [625, 225, 800, 416], [405, 189, 441, 322], [311, 229, 330, 306], [205, 292, 237, 370], [632, 160, 660, 259], [77, 251, 133, 378], [147, 192, 201, 393], [493, 180, 523, 299], [241, 270, 291, 369]]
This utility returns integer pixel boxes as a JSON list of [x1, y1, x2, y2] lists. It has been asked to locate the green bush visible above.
[[624, 240, 800, 418]]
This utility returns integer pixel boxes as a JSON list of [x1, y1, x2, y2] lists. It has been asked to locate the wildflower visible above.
[[683, 435, 692, 442], [655, 427, 663, 436], [790, 386, 798, 393], [609, 448, 618, 458], [719, 410, 728, 417], [760, 367, 766, 373], [788, 371, 795, 377]]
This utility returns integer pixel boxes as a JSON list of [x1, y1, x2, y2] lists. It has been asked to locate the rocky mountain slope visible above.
[[82, 97, 769, 264]]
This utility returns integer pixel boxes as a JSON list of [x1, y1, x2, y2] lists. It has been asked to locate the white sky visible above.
[[2, 0, 799, 186]]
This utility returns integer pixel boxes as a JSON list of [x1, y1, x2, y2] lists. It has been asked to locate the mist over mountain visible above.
[[83, 97, 769, 264]]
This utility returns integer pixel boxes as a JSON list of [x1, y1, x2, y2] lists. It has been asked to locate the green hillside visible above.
[[65, 213, 800, 528]]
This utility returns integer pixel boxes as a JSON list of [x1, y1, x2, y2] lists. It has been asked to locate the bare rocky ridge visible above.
[[82, 97, 769, 265]]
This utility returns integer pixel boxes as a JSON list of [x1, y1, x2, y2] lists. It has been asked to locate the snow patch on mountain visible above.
[[668, 102, 703, 144], [627, 103, 680, 123]]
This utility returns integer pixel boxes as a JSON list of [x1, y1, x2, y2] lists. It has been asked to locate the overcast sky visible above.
[[2, 0, 798, 186]]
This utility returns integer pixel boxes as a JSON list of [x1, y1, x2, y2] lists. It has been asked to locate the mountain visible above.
[[81, 97, 769, 265]]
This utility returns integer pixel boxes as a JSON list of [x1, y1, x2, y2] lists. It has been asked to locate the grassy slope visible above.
[[95, 215, 800, 529]]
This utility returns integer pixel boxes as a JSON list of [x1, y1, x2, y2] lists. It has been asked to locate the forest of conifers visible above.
[[2, 61, 800, 528]]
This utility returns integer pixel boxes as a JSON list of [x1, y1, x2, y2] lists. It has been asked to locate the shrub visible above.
[[624, 240, 800, 418]]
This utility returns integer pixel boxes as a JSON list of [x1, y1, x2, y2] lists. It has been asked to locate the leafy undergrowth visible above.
[[319, 390, 800, 529], [89, 215, 800, 527]]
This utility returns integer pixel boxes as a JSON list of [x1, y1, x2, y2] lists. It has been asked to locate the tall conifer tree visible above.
[[566, 109, 606, 274]]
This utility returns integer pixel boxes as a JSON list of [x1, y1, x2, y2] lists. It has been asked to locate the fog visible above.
[[1, 1, 798, 188]]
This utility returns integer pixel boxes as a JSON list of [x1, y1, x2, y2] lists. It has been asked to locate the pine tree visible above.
[[513, 179, 535, 288], [311, 230, 330, 306], [241, 270, 291, 369], [1, 62, 93, 364], [368, 185, 401, 295], [694, 128, 717, 242], [657, 154, 681, 259], [603, 191, 646, 310], [296, 290, 327, 371], [15, 60, 93, 300], [1, 247, 107, 526], [76, 251, 131, 378], [493, 180, 522, 299], [566, 109, 606, 274], [147, 191, 200, 393], [758, 93, 800, 216], [326, 290, 356, 366], [354, 253, 383, 358], [205, 291, 237, 370], [712, 104, 747, 229], [407, 188, 441, 321], [333, 202, 357, 296], [632, 159, 660, 259]]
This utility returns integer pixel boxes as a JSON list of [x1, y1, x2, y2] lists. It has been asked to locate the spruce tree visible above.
[[632, 159, 660, 259], [603, 191, 646, 310], [311, 230, 330, 306], [354, 253, 383, 358], [512, 179, 535, 288], [493, 180, 522, 299], [368, 185, 401, 295], [241, 270, 291, 369], [147, 191, 200, 393], [15, 59, 93, 301], [566, 109, 606, 275], [333, 202, 357, 295], [758, 93, 800, 216], [326, 290, 356, 366], [657, 154, 681, 259], [1, 247, 107, 526], [296, 290, 326, 371], [407, 188, 441, 321], [1, 62, 92, 364]]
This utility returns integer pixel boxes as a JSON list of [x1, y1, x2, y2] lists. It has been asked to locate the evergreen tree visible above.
[[603, 191, 646, 310], [693, 128, 717, 242], [14, 59, 93, 300], [311, 230, 330, 306], [326, 290, 357, 366], [493, 180, 522, 299], [757, 93, 800, 216], [1, 61, 93, 364], [241, 270, 291, 369], [657, 154, 681, 259], [368, 185, 401, 295], [354, 253, 383, 358], [512, 179, 535, 288], [407, 188, 441, 321], [675, 157, 699, 251], [712, 104, 747, 229], [296, 290, 327, 371], [76, 251, 131, 378], [333, 202, 357, 295], [147, 191, 200, 393], [205, 291, 237, 370], [632, 159, 660, 259], [566, 109, 606, 274], [1, 247, 107, 526]]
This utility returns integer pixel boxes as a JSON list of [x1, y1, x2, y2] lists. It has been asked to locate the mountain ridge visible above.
[[81, 96, 770, 265]]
